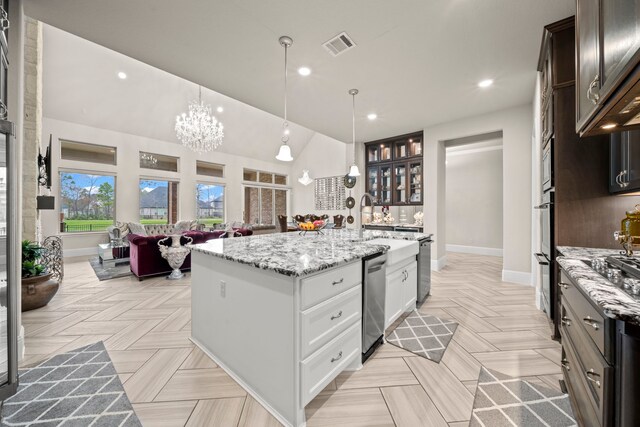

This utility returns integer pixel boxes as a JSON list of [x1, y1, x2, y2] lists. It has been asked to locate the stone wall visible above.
[[22, 17, 41, 241]]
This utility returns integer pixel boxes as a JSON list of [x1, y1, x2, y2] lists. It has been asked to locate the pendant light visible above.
[[298, 170, 313, 186], [276, 36, 294, 162], [348, 89, 361, 177]]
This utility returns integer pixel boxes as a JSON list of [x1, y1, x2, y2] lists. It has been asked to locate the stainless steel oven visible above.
[[534, 190, 554, 318]]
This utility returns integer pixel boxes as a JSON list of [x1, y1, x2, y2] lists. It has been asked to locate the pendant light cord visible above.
[[198, 85, 202, 104], [352, 92, 357, 166], [283, 43, 288, 124]]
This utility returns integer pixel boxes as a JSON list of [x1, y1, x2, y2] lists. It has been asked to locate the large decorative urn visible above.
[[158, 234, 193, 280]]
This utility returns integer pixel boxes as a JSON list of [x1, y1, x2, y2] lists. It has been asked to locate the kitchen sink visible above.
[[363, 238, 419, 266]]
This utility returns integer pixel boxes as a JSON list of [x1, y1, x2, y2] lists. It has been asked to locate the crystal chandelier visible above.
[[276, 36, 294, 161], [140, 153, 158, 168], [175, 86, 224, 153]]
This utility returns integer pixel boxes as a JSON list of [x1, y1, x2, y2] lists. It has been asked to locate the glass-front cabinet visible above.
[[364, 131, 423, 206]]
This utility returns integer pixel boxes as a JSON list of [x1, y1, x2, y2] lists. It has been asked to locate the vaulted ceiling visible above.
[[27, 0, 575, 145]]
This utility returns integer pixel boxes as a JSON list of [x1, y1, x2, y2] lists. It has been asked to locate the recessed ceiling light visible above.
[[117, 71, 127, 80], [216, 106, 224, 113], [298, 67, 311, 76], [478, 79, 493, 88], [601, 123, 617, 129], [367, 113, 377, 121]]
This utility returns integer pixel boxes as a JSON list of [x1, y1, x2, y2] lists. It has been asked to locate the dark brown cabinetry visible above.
[[364, 132, 423, 206], [576, 0, 640, 135], [610, 130, 640, 193]]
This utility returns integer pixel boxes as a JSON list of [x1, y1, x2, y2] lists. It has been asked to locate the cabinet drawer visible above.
[[560, 298, 612, 425], [300, 321, 360, 406], [561, 333, 602, 427], [559, 272, 608, 357], [301, 285, 361, 358], [301, 262, 360, 310]]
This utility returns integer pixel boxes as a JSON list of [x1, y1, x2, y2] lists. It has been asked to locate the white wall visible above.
[[41, 118, 294, 255], [290, 132, 350, 219], [445, 146, 503, 254], [424, 104, 533, 284]]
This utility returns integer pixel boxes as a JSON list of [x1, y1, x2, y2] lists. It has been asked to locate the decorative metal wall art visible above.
[[41, 236, 63, 283], [314, 176, 346, 210]]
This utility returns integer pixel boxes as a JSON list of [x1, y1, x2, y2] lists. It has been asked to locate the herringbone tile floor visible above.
[[21, 252, 561, 426]]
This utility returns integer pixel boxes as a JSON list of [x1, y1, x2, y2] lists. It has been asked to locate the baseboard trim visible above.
[[502, 269, 533, 286], [431, 256, 447, 272], [190, 337, 303, 427], [446, 244, 503, 257], [63, 247, 97, 258]]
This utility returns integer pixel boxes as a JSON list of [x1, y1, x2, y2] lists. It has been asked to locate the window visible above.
[[196, 183, 224, 225], [59, 171, 115, 232], [139, 152, 178, 172], [242, 168, 288, 225], [139, 179, 179, 224], [61, 140, 117, 165], [196, 161, 224, 178]]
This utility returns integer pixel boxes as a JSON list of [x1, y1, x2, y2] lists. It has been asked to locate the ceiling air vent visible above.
[[322, 32, 356, 57]]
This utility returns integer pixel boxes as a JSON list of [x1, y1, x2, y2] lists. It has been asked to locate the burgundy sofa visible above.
[[128, 229, 252, 280]]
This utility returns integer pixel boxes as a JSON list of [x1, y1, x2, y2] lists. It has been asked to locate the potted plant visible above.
[[21, 240, 58, 311]]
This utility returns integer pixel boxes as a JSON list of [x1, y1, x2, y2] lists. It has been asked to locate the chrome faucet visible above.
[[359, 193, 375, 239]]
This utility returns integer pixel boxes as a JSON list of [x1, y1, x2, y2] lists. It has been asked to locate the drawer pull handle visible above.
[[583, 316, 600, 330], [585, 369, 601, 388], [332, 278, 344, 286], [331, 351, 343, 363], [331, 310, 343, 321], [558, 283, 570, 290], [561, 359, 570, 371], [561, 316, 571, 326]]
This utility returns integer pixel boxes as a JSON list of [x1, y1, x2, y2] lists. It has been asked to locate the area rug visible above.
[[89, 257, 132, 281], [1, 342, 142, 427], [386, 311, 458, 362], [470, 367, 577, 427]]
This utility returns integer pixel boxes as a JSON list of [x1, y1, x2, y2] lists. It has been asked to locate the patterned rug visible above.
[[89, 257, 132, 281], [470, 367, 577, 427], [1, 342, 141, 427], [386, 311, 458, 362]]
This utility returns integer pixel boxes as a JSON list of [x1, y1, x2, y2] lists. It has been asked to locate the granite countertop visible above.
[[364, 223, 424, 228], [557, 246, 640, 325], [189, 228, 432, 277]]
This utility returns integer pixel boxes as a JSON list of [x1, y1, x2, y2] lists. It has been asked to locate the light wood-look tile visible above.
[[154, 368, 247, 402], [238, 396, 282, 427], [180, 347, 217, 370], [381, 385, 448, 427], [335, 358, 418, 389], [441, 340, 482, 382], [473, 349, 562, 377], [306, 388, 395, 427], [477, 330, 561, 351], [405, 356, 474, 423], [185, 397, 245, 427], [21, 252, 559, 427], [132, 401, 198, 427], [124, 348, 192, 403]]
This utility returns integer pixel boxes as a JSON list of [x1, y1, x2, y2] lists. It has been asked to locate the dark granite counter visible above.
[[557, 246, 640, 325]]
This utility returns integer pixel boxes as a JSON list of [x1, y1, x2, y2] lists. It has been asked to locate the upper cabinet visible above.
[[576, 0, 640, 135], [364, 132, 423, 206], [610, 130, 640, 193]]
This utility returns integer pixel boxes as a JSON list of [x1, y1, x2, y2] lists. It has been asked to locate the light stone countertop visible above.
[[189, 228, 432, 277]]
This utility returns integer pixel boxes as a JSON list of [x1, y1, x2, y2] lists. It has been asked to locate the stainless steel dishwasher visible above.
[[362, 252, 387, 362], [417, 237, 433, 308]]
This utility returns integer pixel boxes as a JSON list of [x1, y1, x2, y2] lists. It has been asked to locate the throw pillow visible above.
[[175, 220, 196, 233], [115, 221, 130, 238], [128, 222, 147, 236]]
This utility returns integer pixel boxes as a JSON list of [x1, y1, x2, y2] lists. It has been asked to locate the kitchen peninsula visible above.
[[189, 229, 430, 427]]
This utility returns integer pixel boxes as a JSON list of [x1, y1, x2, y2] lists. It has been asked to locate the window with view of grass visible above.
[[196, 183, 224, 226], [139, 179, 179, 224], [60, 171, 116, 233]]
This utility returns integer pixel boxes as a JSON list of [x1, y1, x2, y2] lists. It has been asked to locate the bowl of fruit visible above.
[[297, 219, 326, 235]]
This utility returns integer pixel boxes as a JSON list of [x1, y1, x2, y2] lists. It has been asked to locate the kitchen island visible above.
[[189, 229, 430, 427]]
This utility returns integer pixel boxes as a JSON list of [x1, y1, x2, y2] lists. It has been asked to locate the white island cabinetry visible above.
[[385, 257, 418, 328], [191, 251, 365, 427]]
